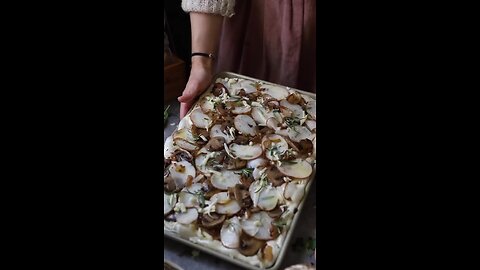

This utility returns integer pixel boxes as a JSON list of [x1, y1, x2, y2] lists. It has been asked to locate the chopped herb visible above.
[[236, 168, 253, 178], [285, 117, 301, 128], [269, 146, 279, 157], [255, 175, 268, 193], [186, 190, 206, 208], [206, 158, 220, 166], [281, 160, 298, 165], [273, 219, 287, 228], [292, 126, 301, 135]]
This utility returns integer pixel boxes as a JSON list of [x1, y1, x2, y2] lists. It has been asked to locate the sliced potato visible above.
[[287, 126, 314, 143], [196, 146, 211, 156], [221, 216, 242, 248], [301, 94, 315, 103], [252, 167, 267, 181], [178, 191, 199, 208], [210, 192, 232, 204], [168, 160, 196, 189], [247, 158, 268, 170], [305, 120, 316, 132], [262, 85, 289, 100], [178, 116, 192, 130], [216, 200, 241, 215], [229, 79, 257, 95], [232, 105, 252, 115], [290, 183, 306, 204], [229, 143, 263, 160], [251, 106, 270, 126], [277, 159, 313, 179], [248, 178, 267, 207], [194, 154, 210, 174], [175, 208, 198, 224], [184, 183, 203, 194], [266, 117, 281, 131], [262, 134, 288, 161], [210, 124, 234, 144], [283, 181, 296, 200], [237, 80, 258, 94], [173, 128, 196, 144], [312, 137, 316, 157], [283, 181, 306, 204], [190, 108, 212, 129], [257, 186, 280, 211], [164, 135, 178, 159], [234, 115, 257, 136], [200, 97, 215, 113], [240, 211, 274, 240], [210, 170, 241, 190], [275, 128, 289, 137], [306, 100, 316, 120], [173, 138, 199, 151], [280, 100, 305, 119]]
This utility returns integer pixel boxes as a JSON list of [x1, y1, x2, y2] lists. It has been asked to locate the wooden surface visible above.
[[164, 54, 186, 103]]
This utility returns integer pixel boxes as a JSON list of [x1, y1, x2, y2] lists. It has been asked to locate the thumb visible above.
[[178, 82, 201, 103]]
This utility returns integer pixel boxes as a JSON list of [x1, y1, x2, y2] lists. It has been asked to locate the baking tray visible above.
[[164, 72, 317, 270]]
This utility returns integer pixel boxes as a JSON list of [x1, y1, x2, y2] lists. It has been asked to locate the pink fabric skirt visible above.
[[215, 0, 316, 93]]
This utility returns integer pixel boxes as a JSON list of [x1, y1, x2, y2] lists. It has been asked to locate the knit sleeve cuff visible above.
[[181, 0, 236, 18]]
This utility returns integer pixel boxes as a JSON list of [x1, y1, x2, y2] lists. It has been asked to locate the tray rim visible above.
[[164, 71, 317, 270]]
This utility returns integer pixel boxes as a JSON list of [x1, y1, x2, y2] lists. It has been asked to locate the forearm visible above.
[[190, 12, 223, 69]]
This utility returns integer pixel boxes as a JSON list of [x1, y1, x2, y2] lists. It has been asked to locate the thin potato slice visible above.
[[277, 159, 313, 179], [229, 143, 263, 160], [190, 108, 212, 129], [210, 170, 241, 190], [306, 100, 316, 120], [221, 216, 242, 248], [234, 115, 257, 136], [262, 85, 289, 100], [168, 160, 196, 189], [175, 208, 198, 224]]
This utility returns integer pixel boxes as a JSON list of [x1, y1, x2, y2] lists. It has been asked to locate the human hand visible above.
[[178, 58, 214, 118]]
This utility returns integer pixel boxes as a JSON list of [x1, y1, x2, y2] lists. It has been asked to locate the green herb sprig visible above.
[[285, 117, 301, 128], [236, 168, 253, 178], [273, 219, 287, 228], [186, 190, 206, 208], [254, 174, 268, 193]]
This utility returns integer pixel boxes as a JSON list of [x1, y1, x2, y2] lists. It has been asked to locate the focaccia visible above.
[[164, 76, 316, 268]]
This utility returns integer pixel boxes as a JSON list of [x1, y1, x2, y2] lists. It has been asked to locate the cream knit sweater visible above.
[[181, 0, 236, 17]]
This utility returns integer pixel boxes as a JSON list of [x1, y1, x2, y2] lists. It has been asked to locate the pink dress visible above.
[[215, 0, 316, 93]]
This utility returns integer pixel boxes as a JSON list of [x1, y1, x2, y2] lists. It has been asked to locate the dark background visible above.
[[165, 1, 192, 78], [2, 1, 473, 269]]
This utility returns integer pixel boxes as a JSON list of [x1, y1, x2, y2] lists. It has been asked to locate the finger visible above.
[[180, 101, 193, 119], [178, 82, 201, 102], [177, 94, 192, 103]]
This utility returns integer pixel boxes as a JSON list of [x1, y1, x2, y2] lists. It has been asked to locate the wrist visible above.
[[191, 56, 214, 71]]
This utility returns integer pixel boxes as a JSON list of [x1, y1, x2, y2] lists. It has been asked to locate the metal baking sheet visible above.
[[164, 72, 317, 270]]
